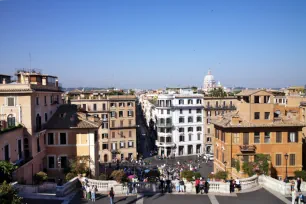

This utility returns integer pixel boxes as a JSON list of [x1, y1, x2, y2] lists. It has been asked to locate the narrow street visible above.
[[136, 103, 155, 159]]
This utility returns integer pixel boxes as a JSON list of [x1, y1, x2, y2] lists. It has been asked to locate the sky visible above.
[[0, 0, 305, 89]]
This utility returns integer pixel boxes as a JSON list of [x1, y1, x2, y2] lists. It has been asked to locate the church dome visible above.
[[204, 69, 215, 82]]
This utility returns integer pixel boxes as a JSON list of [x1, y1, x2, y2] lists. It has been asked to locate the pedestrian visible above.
[[180, 179, 185, 193], [166, 178, 171, 193], [204, 180, 209, 194], [297, 177, 302, 192], [235, 177, 241, 191], [91, 185, 97, 202], [291, 180, 296, 192], [86, 185, 91, 200], [160, 177, 165, 193], [292, 189, 297, 204], [81, 182, 86, 199], [109, 187, 115, 204], [175, 178, 180, 192], [195, 178, 200, 194], [200, 179, 205, 194]]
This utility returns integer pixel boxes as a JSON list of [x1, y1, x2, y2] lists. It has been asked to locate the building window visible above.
[[166, 137, 172, 143], [112, 132, 115, 138], [129, 131, 132, 137], [128, 120, 132, 126], [179, 128, 184, 133], [288, 132, 298, 143], [167, 109, 170, 114], [196, 109, 201, 113], [48, 156, 55, 169], [189, 109, 192, 114], [4, 144, 9, 161], [161, 109, 164, 114], [128, 141, 134, 148], [189, 134, 192, 141], [36, 96, 39, 105], [276, 132, 282, 143], [233, 133, 239, 144], [120, 141, 125, 148], [179, 135, 184, 142], [102, 122, 108, 129], [59, 133, 67, 145], [180, 109, 183, 114], [119, 103, 124, 107], [188, 99, 193, 104], [110, 111, 116, 118], [110, 103, 116, 107], [188, 117, 193, 123], [197, 126, 202, 131], [102, 144, 108, 150], [111, 120, 115, 127], [128, 110, 133, 117], [7, 97, 15, 106], [264, 112, 270, 120], [112, 143, 117, 150], [188, 127, 193, 132], [93, 104, 97, 111], [102, 133, 108, 139], [254, 112, 260, 120], [48, 133, 54, 145], [179, 117, 184, 123], [179, 99, 184, 105], [197, 116, 202, 122], [7, 114, 15, 127], [45, 113, 48, 122], [50, 95, 53, 104], [119, 111, 123, 117], [207, 128, 210, 134], [166, 128, 171, 133], [254, 132, 260, 143], [254, 96, 260, 103], [197, 133, 201, 140], [127, 102, 132, 107], [59, 156, 68, 168], [264, 132, 270, 143], [160, 137, 165, 142], [207, 137, 211, 142], [275, 154, 282, 166], [289, 154, 295, 166], [196, 99, 201, 104], [44, 96, 47, 105]]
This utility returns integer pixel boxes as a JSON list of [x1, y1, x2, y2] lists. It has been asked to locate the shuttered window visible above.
[[275, 154, 282, 166], [289, 154, 295, 166]]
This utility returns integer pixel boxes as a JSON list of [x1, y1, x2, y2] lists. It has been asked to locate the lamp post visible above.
[[285, 153, 288, 182], [57, 157, 61, 186]]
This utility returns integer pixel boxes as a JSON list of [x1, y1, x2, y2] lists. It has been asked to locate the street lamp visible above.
[[57, 157, 62, 186], [285, 153, 289, 182]]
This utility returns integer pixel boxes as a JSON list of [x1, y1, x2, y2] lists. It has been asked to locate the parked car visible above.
[[203, 154, 214, 161]]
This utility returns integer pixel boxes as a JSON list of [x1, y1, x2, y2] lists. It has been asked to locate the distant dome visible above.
[[203, 69, 215, 83]]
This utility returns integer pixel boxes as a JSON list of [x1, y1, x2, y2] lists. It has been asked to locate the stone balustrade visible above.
[[240, 175, 258, 190], [258, 175, 291, 195], [56, 177, 80, 197], [12, 182, 57, 194]]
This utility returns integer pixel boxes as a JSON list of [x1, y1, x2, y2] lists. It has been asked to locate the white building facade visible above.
[[155, 93, 204, 157], [203, 69, 216, 93]]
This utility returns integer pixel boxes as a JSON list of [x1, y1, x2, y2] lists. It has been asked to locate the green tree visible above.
[[209, 88, 227, 98], [33, 171, 48, 184], [110, 170, 127, 183], [0, 181, 22, 204], [0, 161, 17, 183], [68, 156, 90, 175], [214, 171, 228, 180], [129, 89, 135, 95]]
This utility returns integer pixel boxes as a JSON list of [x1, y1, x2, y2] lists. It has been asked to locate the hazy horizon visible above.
[[0, 0, 305, 89]]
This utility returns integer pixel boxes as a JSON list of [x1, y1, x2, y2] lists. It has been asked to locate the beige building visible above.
[[67, 90, 137, 163], [0, 69, 63, 184], [44, 105, 101, 178], [212, 90, 305, 180], [203, 96, 238, 154]]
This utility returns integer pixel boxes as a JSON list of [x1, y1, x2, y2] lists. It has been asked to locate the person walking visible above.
[[160, 177, 165, 193], [86, 185, 91, 200], [204, 180, 209, 194], [200, 179, 205, 194], [195, 178, 200, 194], [180, 179, 185, 193], [297, 177, 302, 192], [175, 178, 180, 192], [91, 185, 97, 202], [109, 187, 115, 204], [292, 189, 297, 204]]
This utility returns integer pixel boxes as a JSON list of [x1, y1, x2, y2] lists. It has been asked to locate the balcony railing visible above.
[[204, 105, 236, 110], [239, 145, 256, 153], [156, 122, 173, 127]]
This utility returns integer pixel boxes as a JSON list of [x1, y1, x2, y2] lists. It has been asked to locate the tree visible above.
[[0, 161, 17, 183], [68, 156, 90, 176], [129, 89, 135, 95], [214, 171, 228, 180], [0, 181, 22, 204], [33, 171, 48, 184], [110, 170, 127, 183], [209, 88, 227, 98]]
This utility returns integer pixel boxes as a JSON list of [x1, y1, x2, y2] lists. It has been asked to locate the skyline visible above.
[[0, 0, 305, 89]]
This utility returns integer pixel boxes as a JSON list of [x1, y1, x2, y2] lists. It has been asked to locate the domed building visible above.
[[203, 69, 216, 93]]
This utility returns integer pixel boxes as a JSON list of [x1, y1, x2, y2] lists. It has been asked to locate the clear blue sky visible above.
[[0, 0, 305, 89]]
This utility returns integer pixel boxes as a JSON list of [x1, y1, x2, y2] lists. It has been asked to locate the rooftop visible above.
[[44, 105, 101, 129], [236, 89, 271, 96], [212, 111, 305, 128]]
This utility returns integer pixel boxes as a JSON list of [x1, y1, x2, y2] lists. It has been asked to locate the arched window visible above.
[[7, 114, 15, 127]]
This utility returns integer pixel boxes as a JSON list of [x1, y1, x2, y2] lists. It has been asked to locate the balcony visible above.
[[156, 122, 173, 127], [155, 141, 175, 147], [204, 105, 236, 110], [239, 145, 256, 153]]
